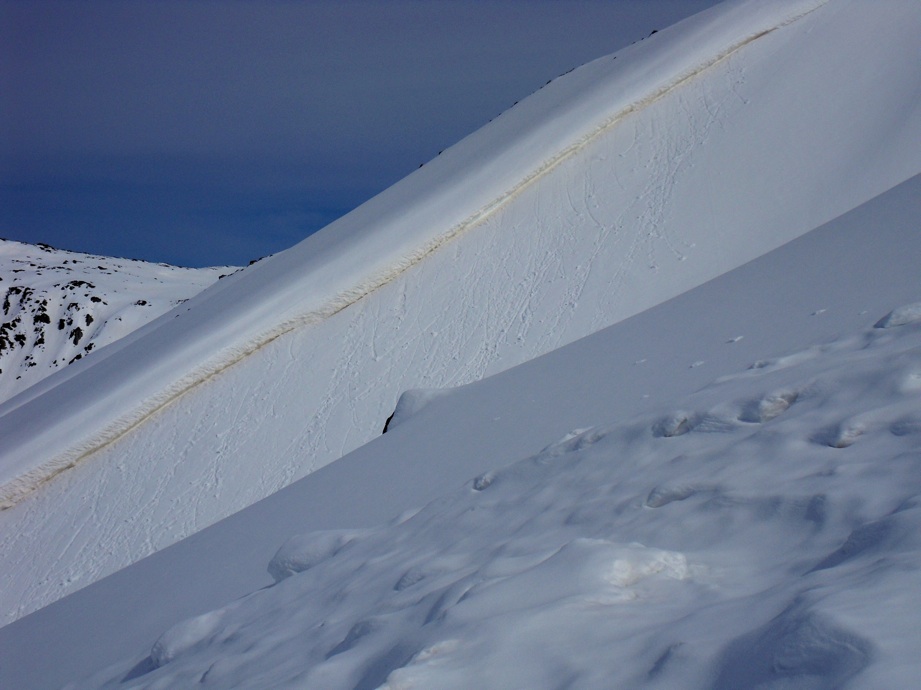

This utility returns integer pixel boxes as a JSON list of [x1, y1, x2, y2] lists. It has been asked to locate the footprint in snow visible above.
[[652, 413, 695, 438], [471, 472, 496, 491], [738, 390, 798, 424], [812, 421, 865, 449], [541, 428, 604, 455], [267, 529, 365, 583], [890, 415, 921, 436], [645, 484, 701, 508]]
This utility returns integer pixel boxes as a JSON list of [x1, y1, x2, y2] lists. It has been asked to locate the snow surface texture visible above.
[[5, 173, 920, 690], [2, 0, 921, 623], [74, 298, 921, 689], [0, 239, 232, 405]]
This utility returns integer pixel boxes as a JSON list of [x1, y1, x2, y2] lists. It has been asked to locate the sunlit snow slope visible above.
[[1, 0, 919, 623], [0, 239, 233, 405]]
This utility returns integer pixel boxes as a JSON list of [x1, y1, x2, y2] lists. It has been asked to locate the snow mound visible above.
[[268, 529, 367, 583], [383, 388, 453, 433], [82, 302, 921, 689], [875, 301, 921, 329], [150, 609, 228, 670]]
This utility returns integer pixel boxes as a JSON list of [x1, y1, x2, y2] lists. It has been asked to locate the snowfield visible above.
[[1, 0, 919, 626], [4, 172, 920, 690], [0, 239, 232, 405], [70, 288, 921, 690]]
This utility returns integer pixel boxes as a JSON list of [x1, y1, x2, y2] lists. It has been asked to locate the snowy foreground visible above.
[[0, 239, 231, 405], [75, 299, 921, 689], [2, 0, 920, 626]]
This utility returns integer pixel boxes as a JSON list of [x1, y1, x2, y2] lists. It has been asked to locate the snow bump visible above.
[[874, 301, 921, 329]]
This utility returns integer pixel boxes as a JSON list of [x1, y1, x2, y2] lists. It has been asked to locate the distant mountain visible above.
[[0, 239, 234, 405]]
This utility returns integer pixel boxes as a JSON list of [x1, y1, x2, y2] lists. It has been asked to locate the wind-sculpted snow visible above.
[[3, 0, 921, 623], [383, 389, 452, 433], [78, 301, 921, 689], [0, 239, 232, 405]]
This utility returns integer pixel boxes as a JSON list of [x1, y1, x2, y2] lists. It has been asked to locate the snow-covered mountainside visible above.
[[8, 174, 918, 689], [0, 239, 233, 405], [83, 300, 921, 689], [1, 0, 919, 628]]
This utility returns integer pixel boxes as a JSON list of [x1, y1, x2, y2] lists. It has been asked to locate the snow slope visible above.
[[0, 239, 233, 405], [2, 0, 920, 624], [4, 172, 919, 690], [92, 304, 921, 689]]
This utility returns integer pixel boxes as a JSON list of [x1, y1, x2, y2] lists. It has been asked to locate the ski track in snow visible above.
[[77, 301, 921, 689], [5, 0, 921, 625]]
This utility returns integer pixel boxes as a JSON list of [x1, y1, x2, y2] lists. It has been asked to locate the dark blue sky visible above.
[[1, 0, 718, 267]]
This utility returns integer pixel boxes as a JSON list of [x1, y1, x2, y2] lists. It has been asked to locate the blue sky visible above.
[[1, 0, 718, 267]]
